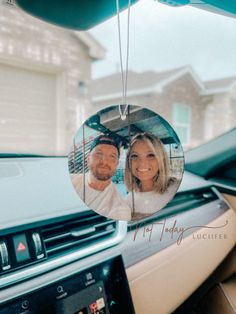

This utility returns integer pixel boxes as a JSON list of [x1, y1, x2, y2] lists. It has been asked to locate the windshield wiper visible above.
[[0, 153, 51, 158]]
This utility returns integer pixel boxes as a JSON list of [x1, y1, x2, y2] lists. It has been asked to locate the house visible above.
[[202, 76, 236, 142], [0, 5, 105, 155], [90, 67, 236, 149], [1, 3, 235, 153]]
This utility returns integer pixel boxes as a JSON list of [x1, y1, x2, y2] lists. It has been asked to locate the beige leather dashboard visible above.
[[127, 199, 236, 314], [223, 194, 236, 212]]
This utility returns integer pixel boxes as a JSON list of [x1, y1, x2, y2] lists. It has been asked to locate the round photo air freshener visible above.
[[68, 104, 184, 221]]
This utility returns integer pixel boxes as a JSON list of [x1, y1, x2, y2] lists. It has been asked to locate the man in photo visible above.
[[71, 134, 131, 221]]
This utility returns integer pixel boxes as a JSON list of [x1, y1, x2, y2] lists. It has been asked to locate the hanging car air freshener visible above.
[[68, 0, 184, 221], [68, 104, 184, 222]]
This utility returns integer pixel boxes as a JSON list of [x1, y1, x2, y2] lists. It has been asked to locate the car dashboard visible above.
[[0, 156, 235, 313]]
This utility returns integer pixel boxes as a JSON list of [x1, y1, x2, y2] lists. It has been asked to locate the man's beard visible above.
[[89, 164, 115, 181]]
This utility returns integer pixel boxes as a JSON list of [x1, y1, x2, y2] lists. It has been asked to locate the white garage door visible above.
[[0, 64, 57, 155]]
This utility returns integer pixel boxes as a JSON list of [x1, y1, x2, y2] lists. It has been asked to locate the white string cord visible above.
[[116, 0, 136, 219], [116, 0, 131, 119]]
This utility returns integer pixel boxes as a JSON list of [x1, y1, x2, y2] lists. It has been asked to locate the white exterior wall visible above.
[[0, 6, 93, 155]]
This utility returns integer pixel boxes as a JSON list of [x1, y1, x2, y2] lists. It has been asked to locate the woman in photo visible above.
[[125, 133, 177, 220]]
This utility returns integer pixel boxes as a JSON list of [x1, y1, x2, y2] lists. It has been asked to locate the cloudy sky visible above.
[[89, 0, 236, 81]]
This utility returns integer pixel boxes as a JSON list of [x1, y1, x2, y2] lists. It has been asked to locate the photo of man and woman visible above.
[[69, 105, 184, 221]]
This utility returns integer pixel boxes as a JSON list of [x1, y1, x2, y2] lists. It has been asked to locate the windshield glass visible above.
[[0, 1, 235, 156]]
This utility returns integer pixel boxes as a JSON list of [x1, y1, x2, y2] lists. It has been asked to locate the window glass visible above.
[[173, 104, 191, 145], [0, 1, 236, 155]]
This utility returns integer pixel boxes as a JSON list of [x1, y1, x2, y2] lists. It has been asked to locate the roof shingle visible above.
[[91, 66, 187, 97]]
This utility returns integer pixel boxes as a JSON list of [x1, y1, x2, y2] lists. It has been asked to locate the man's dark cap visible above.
[[89, 134, 120, 156]]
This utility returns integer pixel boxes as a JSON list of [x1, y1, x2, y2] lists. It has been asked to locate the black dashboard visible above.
[[0, 255, 134, 314]]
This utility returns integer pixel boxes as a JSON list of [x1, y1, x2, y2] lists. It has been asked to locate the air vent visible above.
[[0, 215, 126, 289], [129, 188, 219, 228], [164, 188, 218, 212], [42, 212, 117, 256]]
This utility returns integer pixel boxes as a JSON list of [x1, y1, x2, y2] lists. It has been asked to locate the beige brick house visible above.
[[1, 4, 235, 154], [0, 5, 104, 155], [91, 67, 236, 149]]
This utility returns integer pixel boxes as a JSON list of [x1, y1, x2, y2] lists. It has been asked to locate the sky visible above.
[[89, 0, 236, 81]]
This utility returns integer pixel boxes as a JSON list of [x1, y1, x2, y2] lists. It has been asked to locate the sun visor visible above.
[[15, 0, 139, 30]]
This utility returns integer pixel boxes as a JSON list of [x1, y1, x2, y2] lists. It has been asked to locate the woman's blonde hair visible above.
[[125, 133, 171, 194]]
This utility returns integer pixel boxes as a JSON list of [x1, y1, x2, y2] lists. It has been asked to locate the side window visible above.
[[173, 104, 191, 146]]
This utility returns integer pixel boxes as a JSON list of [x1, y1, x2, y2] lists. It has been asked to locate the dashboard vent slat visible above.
[[44, 232, 71, 243], [47, 228, 115, 254], [129, 187, 219, 228], [41, 212, 116, 256]]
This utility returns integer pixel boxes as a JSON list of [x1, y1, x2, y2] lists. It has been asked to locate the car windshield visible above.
[[0, 0, 235, 157]]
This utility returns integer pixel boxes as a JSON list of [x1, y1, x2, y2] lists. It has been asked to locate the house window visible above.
[[173, 104, 191, 146]]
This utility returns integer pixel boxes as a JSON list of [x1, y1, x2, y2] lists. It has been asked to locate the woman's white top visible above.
[[126, 181, 178, 216]]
